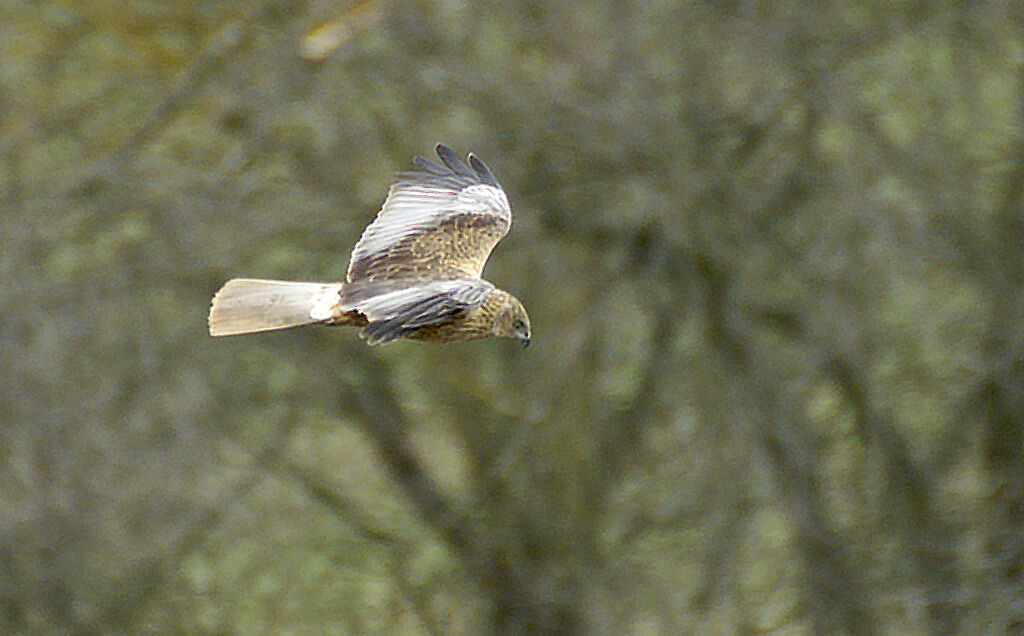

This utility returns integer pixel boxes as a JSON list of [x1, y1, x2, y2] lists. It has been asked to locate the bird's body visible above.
[[357, 288, 515, 343], [208, 145, 531, 347]]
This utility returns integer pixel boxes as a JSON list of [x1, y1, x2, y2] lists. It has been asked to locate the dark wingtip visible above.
[[434, 143, 458, 166], [434, 144, 475, 178], [411, 155, 446, 175], [403, 145, 455, 177], [468, 153, 499, 187]]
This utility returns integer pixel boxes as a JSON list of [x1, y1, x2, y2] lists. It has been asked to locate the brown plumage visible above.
[[208, 144, 531, 347]]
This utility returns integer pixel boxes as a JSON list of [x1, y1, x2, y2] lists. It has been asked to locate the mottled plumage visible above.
[[208, 144, 531, 347]]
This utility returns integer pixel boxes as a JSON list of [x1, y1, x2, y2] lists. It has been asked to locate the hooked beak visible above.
[[521, 335, 531, 349]]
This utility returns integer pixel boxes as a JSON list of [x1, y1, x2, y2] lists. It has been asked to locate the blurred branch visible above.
[[690, 501, 751, 612], [387, 556, 445, 636], [848, 106, 982, 265], [747, 277, 965, 633], [82, 401, 308, 632], [277, 457, 403, 546], [218, 378, 446, 636], [695, 254, 878, 636], [274, 457, 444, 636], [934, 61, 1024, 631], [60, 0, 306, 201], [336, 350, 578, 634], [933, 64, 1024, 468], [822, 355, 959, 633], [585, 282, 678, 522], [725, 59, 968, 632], [83, 467, 265, 634]]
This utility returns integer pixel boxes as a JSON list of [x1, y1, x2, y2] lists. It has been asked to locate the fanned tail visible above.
[[208, 278, 342, 336]]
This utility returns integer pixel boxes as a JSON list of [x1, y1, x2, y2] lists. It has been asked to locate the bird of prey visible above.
[[208, 144, 531, 347]]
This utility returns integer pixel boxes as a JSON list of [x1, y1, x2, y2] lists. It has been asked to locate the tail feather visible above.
[[208, 278, 342, 336]]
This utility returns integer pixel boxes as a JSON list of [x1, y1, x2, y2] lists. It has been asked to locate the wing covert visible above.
[[346, 144, 511, 283]]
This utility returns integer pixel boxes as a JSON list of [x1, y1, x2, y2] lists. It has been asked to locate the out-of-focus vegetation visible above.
[[2, 1, 1024, 634]]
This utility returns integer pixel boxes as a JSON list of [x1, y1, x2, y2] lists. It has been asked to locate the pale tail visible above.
[[208, 278, 343, 336]]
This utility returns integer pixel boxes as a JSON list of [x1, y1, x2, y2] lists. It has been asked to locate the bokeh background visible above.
[[3, 1, 1024, 634]]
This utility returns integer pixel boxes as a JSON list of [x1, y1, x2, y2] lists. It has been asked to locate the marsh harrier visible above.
[[208, 144, 531, 347]]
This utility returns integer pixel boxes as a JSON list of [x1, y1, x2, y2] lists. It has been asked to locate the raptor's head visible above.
[[494, 293, 532, 348]]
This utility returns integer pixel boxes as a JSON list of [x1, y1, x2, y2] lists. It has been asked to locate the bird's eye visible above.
[[513, 319, 525, 329]]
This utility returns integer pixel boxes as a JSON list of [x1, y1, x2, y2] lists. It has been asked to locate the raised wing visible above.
[[346, 144, 512, 282], [339, 278, 494, 344]]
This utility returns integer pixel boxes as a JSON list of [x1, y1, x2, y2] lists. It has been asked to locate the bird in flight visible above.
[[208, 144, 531, 347]]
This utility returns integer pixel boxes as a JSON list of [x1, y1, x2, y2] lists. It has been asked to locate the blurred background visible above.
[[3, 1, 1024, 634]]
